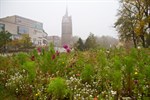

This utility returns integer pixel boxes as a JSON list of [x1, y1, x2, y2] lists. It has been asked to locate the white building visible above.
[[0, 15, 48, 46]]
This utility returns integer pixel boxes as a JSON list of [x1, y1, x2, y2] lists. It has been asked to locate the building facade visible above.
[[0, 15, 48, 46], [61, 8, 72, 46], [47, 36, 61, 47]]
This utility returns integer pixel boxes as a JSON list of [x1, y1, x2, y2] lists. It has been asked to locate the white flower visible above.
[[81, 97, 84, 100], [106, 50, 110, 53], [89, 95, 92, 97], [74, 97, 77, 99], [111, 90, 116, 95], [5, 83, 8, 87], [22, 69, 25, 72], [137, 46, 141, 49], [70, 77, 73, 80]]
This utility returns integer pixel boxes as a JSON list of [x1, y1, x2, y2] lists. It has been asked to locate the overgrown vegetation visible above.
[[0, 45, 150, 99]]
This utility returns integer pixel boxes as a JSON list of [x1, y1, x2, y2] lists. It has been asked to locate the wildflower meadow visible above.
[[0, 45, 150, 100]]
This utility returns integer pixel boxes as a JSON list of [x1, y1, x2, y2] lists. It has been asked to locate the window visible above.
[[33, 23, 43, 30], [34, 30, 37, 35], [32, 38, 36, 44], [18, 26, 29, 34], [38, 40, 42, 45], [43, 40, 47, 45], [0, 23, 5, 32]]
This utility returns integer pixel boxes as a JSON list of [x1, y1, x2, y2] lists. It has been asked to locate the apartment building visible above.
[[0, 15, 48, 46]]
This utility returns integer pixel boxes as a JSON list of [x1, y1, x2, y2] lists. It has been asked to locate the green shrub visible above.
[[15, 52, 29, 65], [81, 64, 94, 83], [47, 77, 70, 100], [38, 43, 57, 74], [22, 61, 36, 83]]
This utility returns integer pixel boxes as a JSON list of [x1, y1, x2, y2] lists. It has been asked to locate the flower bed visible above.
[[0, 46, 150, 99]]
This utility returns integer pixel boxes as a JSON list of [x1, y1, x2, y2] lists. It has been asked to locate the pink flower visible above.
[[31, 55, 35, 61], [63, 44, 68, 49], [134, 80, 138, 84], [52, 54, 56, 60], [37, 47, 41, 53], [66, 48, 70, 53], [56, 50, 59, 56]]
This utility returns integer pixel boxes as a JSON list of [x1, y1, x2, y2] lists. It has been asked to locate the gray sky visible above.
[[0, 0, 119, 39]]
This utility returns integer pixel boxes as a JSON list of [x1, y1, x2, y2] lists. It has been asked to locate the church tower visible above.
[[61, 7, 72, 46]]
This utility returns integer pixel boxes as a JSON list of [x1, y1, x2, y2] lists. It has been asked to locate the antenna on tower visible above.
[[66, 0, 68, 16]]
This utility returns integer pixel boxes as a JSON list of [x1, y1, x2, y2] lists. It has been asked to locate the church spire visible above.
[[65, 0, 68, 16], [66, 6, 68, 16], [66, 0, 68, 16]]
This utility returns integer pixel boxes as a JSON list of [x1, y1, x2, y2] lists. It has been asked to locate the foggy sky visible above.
[[0, 0, 119, 39]]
